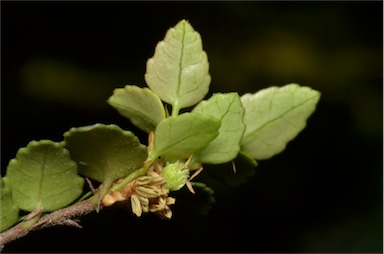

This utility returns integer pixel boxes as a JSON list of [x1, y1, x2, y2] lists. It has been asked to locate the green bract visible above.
[[192, 93, 246, 164], [240, 84, 321, 160], [153, 113, 220, 160], [63, 124, 148, 185], [145, 19, 210, 115], [3, 140, 84, 212], [107, 85, 166, 133]]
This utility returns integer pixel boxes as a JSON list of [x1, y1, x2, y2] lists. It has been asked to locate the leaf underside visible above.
[[240, 83, 321, 160], [145, 19, 210, 111], [192, 93, 246, 164]]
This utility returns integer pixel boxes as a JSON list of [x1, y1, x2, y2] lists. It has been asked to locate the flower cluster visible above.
[[130, 170, 175, 219], [101, 153, 202, 219], [102, 168, 176, 219]]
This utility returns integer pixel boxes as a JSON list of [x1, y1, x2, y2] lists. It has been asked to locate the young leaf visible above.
[[240, 84, 321, 160], [192, 93, 246, 164], [63, 124, 148, 184], [1, 179, 20, 232], [145, 19, 210, 114], [3, 140, 84, 212], [153, 113, 220, 160], [107, 85, 166, 133]]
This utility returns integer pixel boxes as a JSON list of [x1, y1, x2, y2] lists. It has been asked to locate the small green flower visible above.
[[161, 161, 190, 191]]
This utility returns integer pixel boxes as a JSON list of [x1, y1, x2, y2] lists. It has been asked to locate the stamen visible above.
[[232, 160, 237, 173], [189, 166, 204, 181], [186, 181, 195, 194], [130, 194, 142, 217]]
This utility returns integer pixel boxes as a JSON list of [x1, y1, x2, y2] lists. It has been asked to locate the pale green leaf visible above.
[[145, 19, 210, 113], [1, 178, 20, 232], [63, 124, 148, 184], [153, 113, 220, 160], [107, 85, 166, 133], [4, 140, 84, 212], [192, 93, 246, 164], [240, 83, 321, 159]]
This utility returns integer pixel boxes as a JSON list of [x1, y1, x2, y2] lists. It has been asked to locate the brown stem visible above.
[[0, 197, 98, 249]]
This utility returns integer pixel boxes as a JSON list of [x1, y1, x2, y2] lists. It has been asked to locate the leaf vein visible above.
[[243, 94, 317, 144]]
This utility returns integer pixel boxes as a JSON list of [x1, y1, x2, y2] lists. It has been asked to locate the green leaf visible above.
[[64, 124, 148, 184], [145, 19, 210, 114], [153, 113, 220, 160], [107, 85, 166, 133], [237, 150, 258, 168], [240, 83, 321, 159], [3, 140, 84, 212], [177, 182, 215, 216], [197, 159, 256, 194], [192, 93, 246, 164], [1, 178, 20, 232]]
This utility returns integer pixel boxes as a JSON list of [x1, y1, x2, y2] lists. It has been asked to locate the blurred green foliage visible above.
[[20, 58, 112, 110]]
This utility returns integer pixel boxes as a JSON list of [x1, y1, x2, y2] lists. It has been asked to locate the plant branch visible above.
[[0, 197, 98, 249]]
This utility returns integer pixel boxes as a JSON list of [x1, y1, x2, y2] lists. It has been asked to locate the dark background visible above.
[[1, 1, 382, 253]]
